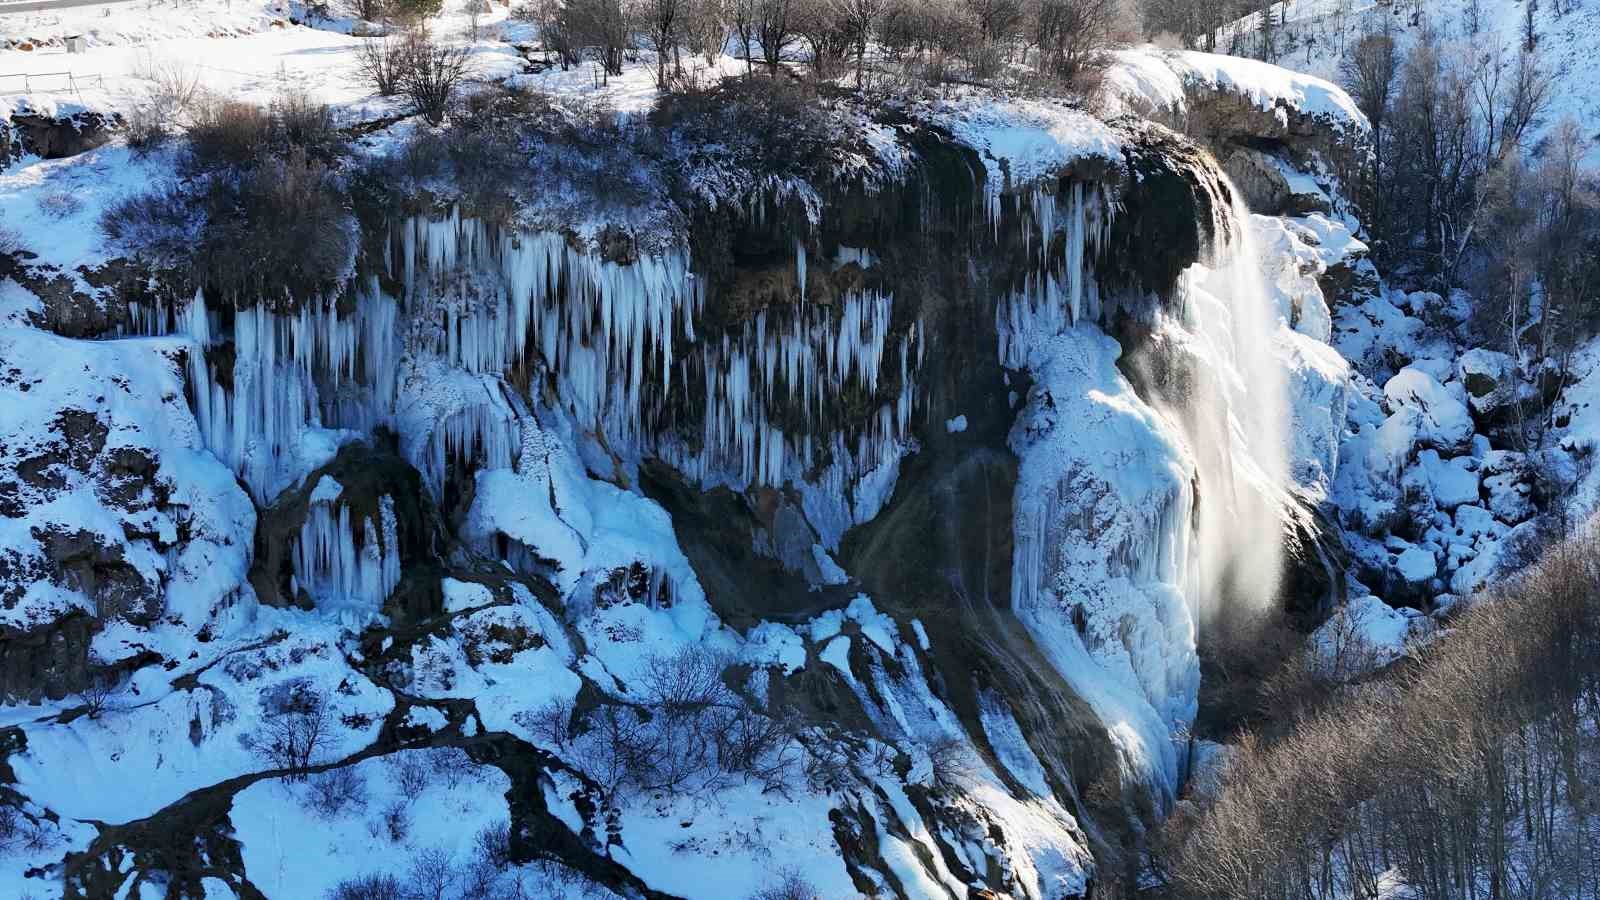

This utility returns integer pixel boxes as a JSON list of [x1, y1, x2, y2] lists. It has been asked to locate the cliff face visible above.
[[0, 57, 1367, 897]]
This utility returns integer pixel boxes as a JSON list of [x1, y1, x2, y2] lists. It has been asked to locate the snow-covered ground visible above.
[[4, 0, 1595, 895], [1212, 0, 1600, 165]]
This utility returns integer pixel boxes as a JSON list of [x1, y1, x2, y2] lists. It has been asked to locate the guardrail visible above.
[[0, 0, 137, 14], [0, 70, 104, 95]]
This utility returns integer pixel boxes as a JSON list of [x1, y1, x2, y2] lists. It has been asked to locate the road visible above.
[[0, 0, 136, 16]]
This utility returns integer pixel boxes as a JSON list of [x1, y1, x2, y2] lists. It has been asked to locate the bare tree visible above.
[[755, 0, 800, 74], [400, 28, 473, 123], [794, 0, 853, 79], [683, 0, 730, 65], [356, 35, 411, 97], [254, 688, 333, 779], [562, 0, 633, 75], [408, 848, 458, 900], [640, 0, 686, 86], [1340, 25, 1399, 251], [832, 0, 887, 87]]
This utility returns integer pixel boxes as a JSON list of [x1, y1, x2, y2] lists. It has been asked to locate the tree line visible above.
[[1156, 523, 1600, 899]]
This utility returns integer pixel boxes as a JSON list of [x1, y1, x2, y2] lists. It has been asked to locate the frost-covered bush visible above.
[[101, 150, 356, 299], [36, 191, 85, 219], [306, 765, 368, 818], [328, 873, 404, 900], [650, 76, 838, 182]]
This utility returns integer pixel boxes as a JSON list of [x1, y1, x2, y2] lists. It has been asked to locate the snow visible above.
[[1384, 367, 1475, 453], [1411, 450, 1482, 511], [1208, 0, 1600, 166], [1393, 545, 1438, 585], [0, 328, 255, 635], [1312, 594, 1409, 678], [1107, 47, 1367, 134], [917, 88, 1122, 222], [945, 414, 968, 433], [231, 748, 511, 898], [1008, 324, 1199, 800], [13, 616, 393, 824]]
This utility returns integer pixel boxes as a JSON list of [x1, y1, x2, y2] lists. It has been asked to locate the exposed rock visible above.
[[1220, 144, 1331, 216], [0, 612, 93, 703], [10, 110, 121, 161], [1457, 348, 1516, 420]]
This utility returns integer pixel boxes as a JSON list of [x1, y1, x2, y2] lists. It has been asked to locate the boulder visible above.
[[1220, 145, 1332, 216], [1384, 367, 1474, 452], [1456, 348, 1516, 419], [11, 110, 120, 160]]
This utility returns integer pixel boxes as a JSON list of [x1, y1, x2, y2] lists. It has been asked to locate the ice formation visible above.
[[290, 476, 402, 617], [997, 184, 1115, 368]]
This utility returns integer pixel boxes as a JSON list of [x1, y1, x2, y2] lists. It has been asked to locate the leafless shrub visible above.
[[127, 55, 202, 151], [253, 684, 333, 780], [927, 736, 980, 793], [185, 97, 275, 171], [747, 867, 819, 900], [18, 817, 57, 853], [715, 705, 797, 791], [380, 799, 411, 842], [386, 752, 431, 795], [357, 35, 411, 97], [272, 87, 343, 162], [1163, 527, 1600, 898], [407, 847, 458, 900], [306, 765, 368, 818], [428, 746, 478, 788], [0, 804, 19, 847], [521, 699, 576, 749], [800, 737, 855, 794], [79, 672, 114, 718], [473, 821, 513, 868], [102, 150, 355, 299], [400, 28, 474, 124], [328, 873, 404, 900], [36, 191, 84, 220], [346, 0, 388, 20], [649, 75, 836, 180]]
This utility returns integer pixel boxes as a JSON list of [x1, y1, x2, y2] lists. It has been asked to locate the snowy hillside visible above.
[[0, 0, 1593, 897], [1217, 0, 1600, 164]]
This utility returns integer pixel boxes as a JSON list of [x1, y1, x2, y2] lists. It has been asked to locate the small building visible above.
[[65, 35, 86, 54]]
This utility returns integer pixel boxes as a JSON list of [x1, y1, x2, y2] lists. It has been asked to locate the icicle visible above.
[[290, 478, 401, 615]]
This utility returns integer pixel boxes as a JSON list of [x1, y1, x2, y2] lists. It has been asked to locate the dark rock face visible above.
[[9, 110, 121, 161], [1221, 144, 1332, 217], [249, 439, 448, 622], [0, 612, 94, 704]]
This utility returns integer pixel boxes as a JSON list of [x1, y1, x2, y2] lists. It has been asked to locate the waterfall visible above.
[[1180, 183, 1293, 623], [1002, 172, 1293, 803]]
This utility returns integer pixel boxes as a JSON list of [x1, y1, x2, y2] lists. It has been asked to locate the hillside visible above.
[[0, 1, 1595, 898]]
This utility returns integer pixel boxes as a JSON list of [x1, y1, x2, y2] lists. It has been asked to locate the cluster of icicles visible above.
[[122, 207, 932, 508], [996, 183, 1117, 369], [289, 476, 402, 617], [664, 288, 922, 487]]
